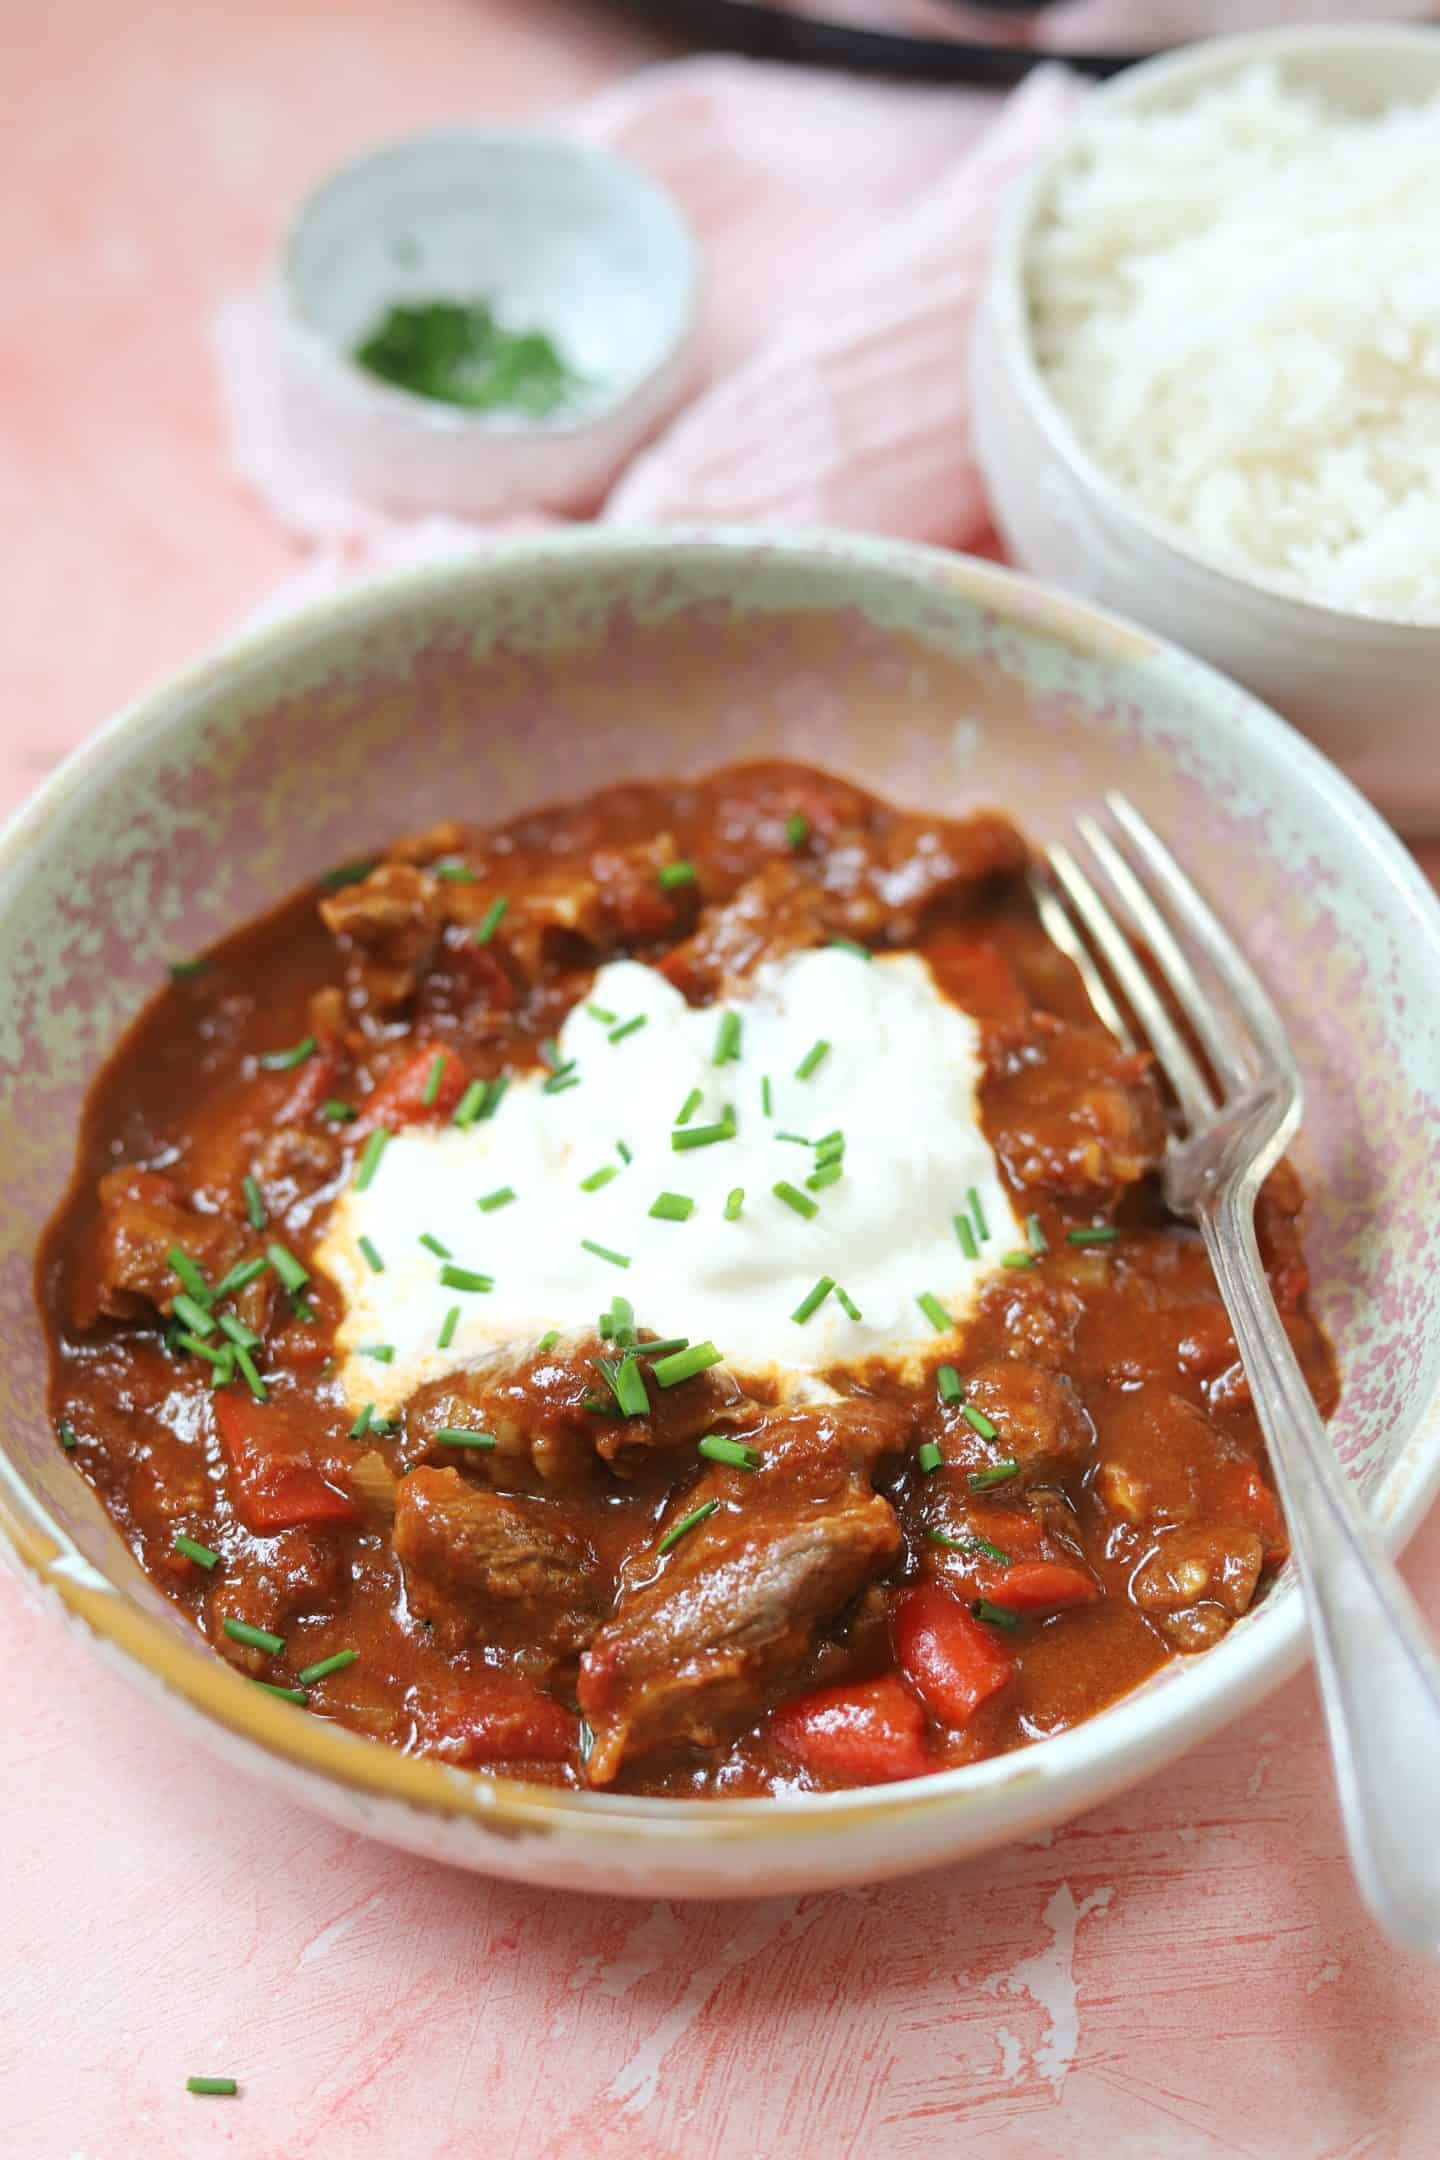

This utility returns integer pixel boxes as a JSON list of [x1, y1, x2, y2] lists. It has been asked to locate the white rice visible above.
[[1027, 64, 1440, 622]]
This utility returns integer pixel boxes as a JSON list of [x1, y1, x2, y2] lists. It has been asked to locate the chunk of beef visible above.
[[402, 1338, 752, 1492], [251, 1127, 342, 1218], [207, 1528, 344, 1673], [578, 1407, 903, 1785], [985, 1011, 1166, 1202], [1072, 1231, 1239, 1391], [1131, 1526, 1264, 1650], [463, 835, 698, 984], [818, 808, 1027, 945], [393, 1467, 603, 1672], [915, 1359, 1095, 1494], [75, 1169, 246, 1330], [319, 862, 443, 1012], [1091, 1387, 1249, 1531], [660, 861, 830, 999]]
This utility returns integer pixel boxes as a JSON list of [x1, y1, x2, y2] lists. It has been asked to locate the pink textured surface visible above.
[[5, 4, 1440, 2153]]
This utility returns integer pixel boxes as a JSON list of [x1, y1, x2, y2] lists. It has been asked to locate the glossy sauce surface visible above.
[[38, 764, 1338, 1794]]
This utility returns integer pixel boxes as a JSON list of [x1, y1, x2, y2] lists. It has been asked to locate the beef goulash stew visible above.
[[40, 763, 1338, 1793]]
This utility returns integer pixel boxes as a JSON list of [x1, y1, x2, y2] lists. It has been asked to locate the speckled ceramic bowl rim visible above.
[[5, 525, 1440, 1852], [985, 22, 1440, 637]]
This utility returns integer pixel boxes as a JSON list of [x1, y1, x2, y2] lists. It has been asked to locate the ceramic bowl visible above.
[[971, 25, 1440, 834], [4, 530, 1440, 1899], [274, 129, 700, 519]]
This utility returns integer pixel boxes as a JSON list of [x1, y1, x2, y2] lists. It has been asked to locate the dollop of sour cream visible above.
[[316, 947, 1022, 1417]]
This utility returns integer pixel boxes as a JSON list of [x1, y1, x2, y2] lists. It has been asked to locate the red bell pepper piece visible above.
[[436, 1677, 576, 1767], [984, 1560, 1099, 1612], [894, 1582, 1014, 1726], [213, 1392, 357, 1534], [771, 1674, 929, 1785], [354, 1043, 470, 1135]]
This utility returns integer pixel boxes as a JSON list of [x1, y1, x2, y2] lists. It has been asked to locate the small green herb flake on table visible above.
[[187, 2077, 239, 2097], [353, 299, 587, 418]]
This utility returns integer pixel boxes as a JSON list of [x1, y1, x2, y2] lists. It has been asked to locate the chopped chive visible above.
[[537, 1328, 560, 1352], [453, 1079, 488, 1128], [1068, 1226, 1120, 1246], [636, 1336, 688, 1360], [834, 1284, 862, 1322], [582, 1394, 621, 1418], [586, 1002, 617, 1024], [217, 1311, 261, 1351], [916, 1291, 951, 1333], [355, 1128, 390, 1190], [223, 1617, 285, 1654], [829, 937, 870, 960], [474, 896, 508, 944], [968, 1458, 1019, 1491], [579, 1715, 595, 1766], [266, 1242, 310, 1294], [761, 1075, 773, 1117], [676, 1087, 704, 1127], [579, 1239, 631, 1271], [653, 1341, 722, 1389], [658, 861, 697, 891], [255, 1682, 309, 1705], [937, 1364, 963, 1404], [580, 1165, 619, 1194], [724, 1187, 744, 1220], [604, 1294, 634, 1336], [540, 1038, 562, 1071], [209, 1348, 235, 1391], [1001, 1250, 1036, 1270], [418, 1232, 451, 1259], [791, 1275, 835, 1324], [176, 1331, 228, 1365], [806, 1162, 844, 1193], [967, 1185, 990, 1242], [172, 1292, 216, 1338], [954, 1213, 979, 1262], [713, 1010, 742, 1066], [186, 2077, 239, 2097], [296, 1649, 358, 1685], [290, 1296, 318, 1325], [322, 857, 378, 891], [421, 1052, 448, 1109], [242, 1174, 267, 1230], [785, 812, 810, 849], [613, 1358, 650, 1418], [361, 1343, 395, 1363], [962, 1404, 1000, 1440], [233, 1345, 268, 1402], [814, 1132, 845, 1164], [438, 1305, 461, 1350], [475, 1188, 516, 1218], [608, 1015, 647, 1045], [173, 1533, 219, 1570], [776, 1132, 813, 1147], [57, 1419, 78, 1451], [543, 1060, 579, 1093], [973, 1535, 1012, 1566], [478, 1075, 509, 1120], [433, 1428, 497, 1450], [1026, 1213, 1049, 1254], [440, 1263, 494, 1293], [649, 1192, 695, 1223], [673, 1120, 735, 1152], [658, 1498, 719, 1553], [917, 1440, 943, 1475], [616, 1139, 633, 1165], [169, 958, 211, 981], [167, 1246, 214, 1308], [972, 1598, 1022, 1631], [773, 1180, 819, 1221], [433, 861, 476, 883], [795, 1039, 831, 1082], [211, 1256, 268, 1302], [699, 1435, 760, 1470], [320, 1098, 358, 1125], [260, 1034, 317, 1072], [350, 1404, 376, 1439], [358, 1235, 385, 1274]]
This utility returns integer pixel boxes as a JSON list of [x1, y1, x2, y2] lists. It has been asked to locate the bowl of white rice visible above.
[[972, 25, 1440, 831]]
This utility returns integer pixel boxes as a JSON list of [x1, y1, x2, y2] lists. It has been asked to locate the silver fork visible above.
[[1044, 792, 1440, 1961]]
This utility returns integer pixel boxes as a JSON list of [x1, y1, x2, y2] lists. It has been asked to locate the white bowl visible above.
[[972, 25, 1440, 833], [4, 530, 1440, 1899], [274, 129, 700, 519]]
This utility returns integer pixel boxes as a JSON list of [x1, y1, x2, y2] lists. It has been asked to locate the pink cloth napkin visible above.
[[214, 55, 1084, 620]]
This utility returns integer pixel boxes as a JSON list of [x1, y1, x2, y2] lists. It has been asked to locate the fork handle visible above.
[[1204, 1190, 1440, 1958]]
